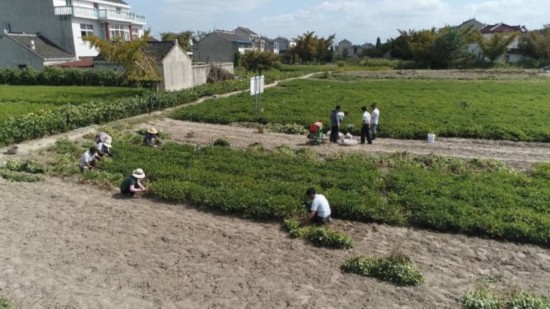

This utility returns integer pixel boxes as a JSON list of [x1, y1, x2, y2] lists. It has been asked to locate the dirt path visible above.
[[150, 118, 550, 171], [0, 177, 548, 308]]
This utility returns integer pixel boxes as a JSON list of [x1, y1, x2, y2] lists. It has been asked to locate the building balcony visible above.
[[54, 6, 146, 25]]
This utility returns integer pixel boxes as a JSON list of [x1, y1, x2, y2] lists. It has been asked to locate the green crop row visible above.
[[0, 67, 127, 87], [0, 79, 248, 145], [170, 78, 550, 142], [49, 136, 550, 247]]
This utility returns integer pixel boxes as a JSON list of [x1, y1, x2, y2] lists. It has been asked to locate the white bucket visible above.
[[427, 133, 436, 143]]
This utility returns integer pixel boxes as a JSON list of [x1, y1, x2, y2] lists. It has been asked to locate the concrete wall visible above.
[[0, 0, 75, 55], [161, 45, 194, 91], [192, 62, 234, 87], [194, 33, 235, 63], [0, 36, 44, 69]]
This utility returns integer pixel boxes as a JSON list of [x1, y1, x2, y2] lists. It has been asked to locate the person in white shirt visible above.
[[303, 187, 332, 225], [371, 103, 380, 140], [79, 147, 98, 172], [361, 106, 372, 144]]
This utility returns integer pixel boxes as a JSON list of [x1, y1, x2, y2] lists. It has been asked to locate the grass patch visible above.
[[0, 298, 11, 309], [461, 285, 549, 309], [171, 78, 550, 142], [0, 159, 46, 182], [282, 218, 353, 249], [340, 250, 424, 286]]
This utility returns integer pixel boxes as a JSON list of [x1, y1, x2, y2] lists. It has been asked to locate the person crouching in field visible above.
[[79, 146, 99, 172], [96, 131, 113, 145], [96, 139, 112, 157], [303, 187, 332, 225], [143, 127, 162, 147], [120, 168, 146, 197]]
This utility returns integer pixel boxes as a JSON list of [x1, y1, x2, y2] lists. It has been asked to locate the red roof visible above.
[[479, 23, 527, 34], [55, 58, 94, 68]]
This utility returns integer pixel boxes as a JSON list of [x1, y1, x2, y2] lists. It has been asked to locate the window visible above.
[[93, 3, 98, 9], [80, 24, 94, 37], [3, 22, 11, 33], [131, 28, 139, 40], [110, 24, 129, 40], [116, 7, 122, 14]]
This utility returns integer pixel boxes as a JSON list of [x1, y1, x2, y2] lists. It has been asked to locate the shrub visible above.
[[213, 138, 230, 147], [282, 218, 353, 249], [461, 285, 501, 309], [5, 159, 46, 174], [340, 250, 425, 286], [0, 170, 44, 182], [0, 298, 11, 309]]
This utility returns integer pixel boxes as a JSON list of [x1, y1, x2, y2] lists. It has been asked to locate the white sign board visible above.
[[250, 75, 265, 96]]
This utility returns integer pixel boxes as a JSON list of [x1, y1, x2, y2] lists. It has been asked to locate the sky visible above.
[[128, 0, 550, 44]]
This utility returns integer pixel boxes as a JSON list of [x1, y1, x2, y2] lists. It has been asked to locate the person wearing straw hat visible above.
[[120, 168, 146, 197], [96, 139, 113, 157], [143, 127, 162, 147]]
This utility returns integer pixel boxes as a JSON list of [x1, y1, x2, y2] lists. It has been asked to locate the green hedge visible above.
[[0, 67, 126, 86]]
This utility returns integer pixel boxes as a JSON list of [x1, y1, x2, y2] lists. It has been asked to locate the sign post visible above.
[[250, 75, 265, 115]]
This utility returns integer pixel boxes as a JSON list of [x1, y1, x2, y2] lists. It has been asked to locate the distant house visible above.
[[0, 32, 77, 69], [95, 40, 194, 91], [0, 0, 146, 68], [194, 27, 267, 63], [336, 39, 353, 57], [457, 19, 528, 63], [273, 37, 291, 53], [356, 42, 375, 56]]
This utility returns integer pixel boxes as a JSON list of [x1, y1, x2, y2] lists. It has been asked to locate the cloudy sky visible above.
[[128, 0, 549, 44]]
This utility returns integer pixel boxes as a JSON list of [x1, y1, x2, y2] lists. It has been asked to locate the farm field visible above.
[[171, 77, 550, 142], [0, 85, 147, 121], [1, 69, 549, 308]]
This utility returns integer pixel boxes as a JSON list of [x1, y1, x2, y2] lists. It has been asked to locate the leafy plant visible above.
[[283, 218, 353, 249], [461, 285, 501, 309], [0, 298, 11, 309], [0, 170, 44, 182], [213, 138, 230, 147], [5, 159, 46, 174], [340, 250, 425, 286]]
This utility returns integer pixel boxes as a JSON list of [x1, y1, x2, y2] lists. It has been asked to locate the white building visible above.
[[0, 0, 146, 68]]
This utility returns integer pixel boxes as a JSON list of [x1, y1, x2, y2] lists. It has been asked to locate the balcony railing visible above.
[[54, 6, 146, 25]]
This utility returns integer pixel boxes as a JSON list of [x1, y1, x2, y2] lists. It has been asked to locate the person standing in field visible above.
[[120, 168, 146, 197], [303, 187, 332, 225], [330, 105, 342, 143], [79, 146, 98, 172], [371, 103, 380, 140], [360, 106, 372, 144]]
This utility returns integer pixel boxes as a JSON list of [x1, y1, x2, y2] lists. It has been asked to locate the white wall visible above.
[[161, 45, 193, 91], [71, 18, 101, 57]]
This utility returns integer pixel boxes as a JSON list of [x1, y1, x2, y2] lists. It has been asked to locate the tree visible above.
[[519, 25, 550, 60], [478, 32, 518, 63], [291, 31, 335, 64], [84, 32, 161, 85], [241, 50, 279, 75], [160, 31, 194, 51], [376, 37, 382, 49]]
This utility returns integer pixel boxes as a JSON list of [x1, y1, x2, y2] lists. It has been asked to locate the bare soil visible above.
[[151, 118, 550, 172], [1, 177, 549, 308]]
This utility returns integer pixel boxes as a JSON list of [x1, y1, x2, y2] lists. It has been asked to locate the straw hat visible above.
[[132, 168, 145, 179], [103, 141, 112, 148], [148, 127, 158, 134]]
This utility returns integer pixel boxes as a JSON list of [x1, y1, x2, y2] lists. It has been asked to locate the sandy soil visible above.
[[151, 118, 550, 172], [0, 176, 549, 309]]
